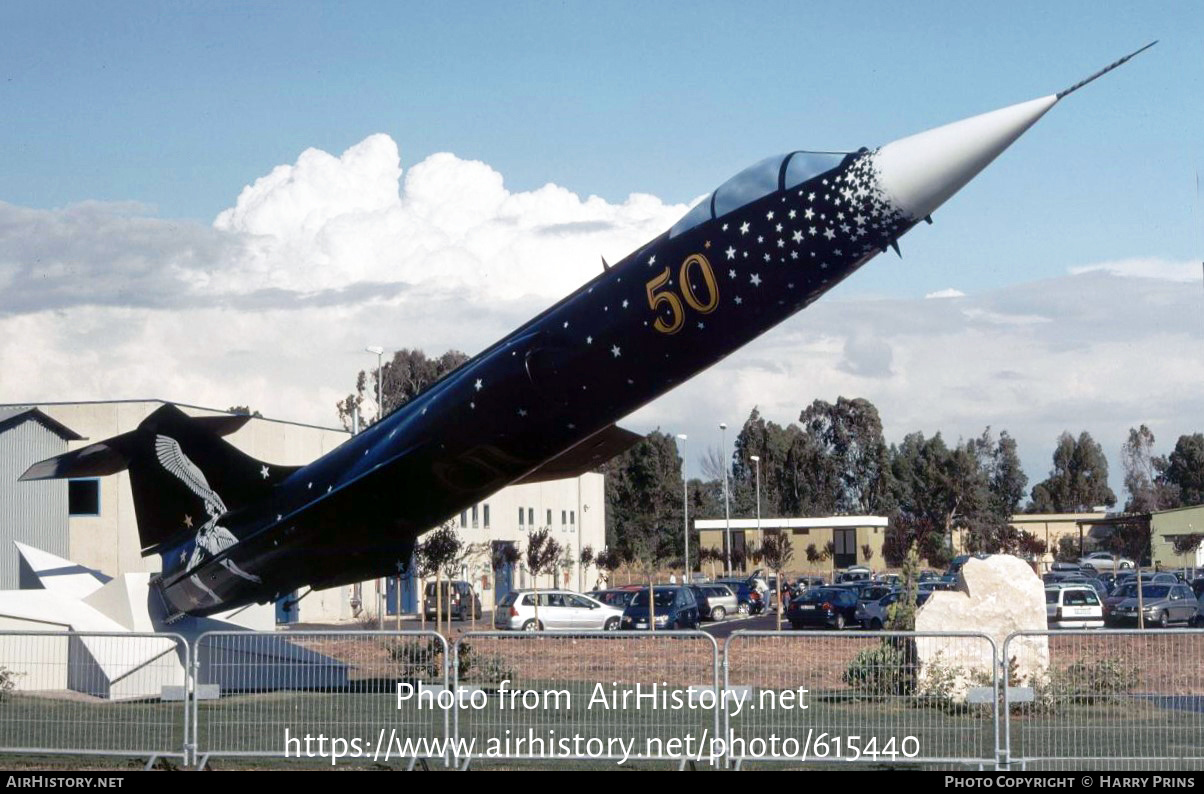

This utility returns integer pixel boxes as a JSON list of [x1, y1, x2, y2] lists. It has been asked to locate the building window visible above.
[[528, 508, 534, 527], [483, 504, 490, 529], [68, 479, 100, 516], [472, 505, 479, 528], [518, 508, 525, 527], [561, 510, 567, 530], [460, 510, 468, 528], [546, 509, 552, 527], [571, 510, 576, 528]]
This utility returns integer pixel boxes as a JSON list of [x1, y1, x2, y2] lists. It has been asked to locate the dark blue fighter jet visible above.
[[21, 45, 1153, 619]]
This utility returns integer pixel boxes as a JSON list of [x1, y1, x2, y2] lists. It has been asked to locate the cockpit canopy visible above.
[[669, 151, 850, 238]]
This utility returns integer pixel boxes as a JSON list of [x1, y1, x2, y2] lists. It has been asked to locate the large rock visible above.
[[914, 555, 1048, 697]]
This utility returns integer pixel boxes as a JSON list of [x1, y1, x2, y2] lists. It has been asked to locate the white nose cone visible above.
[[873, 94, 1058, 221]]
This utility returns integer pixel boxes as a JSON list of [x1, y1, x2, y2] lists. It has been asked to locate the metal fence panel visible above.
[[452, 631, 720, 768], [1003, 629, 1204, 771], [724, 630, 998, 769], [193, 630, 448, 768], [0, 630, 188, 763]]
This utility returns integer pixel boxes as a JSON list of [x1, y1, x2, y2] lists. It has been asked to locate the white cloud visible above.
[[1068, 257, 1201, 283], [1, 134, 1201, 499], [924, 288, 965, 299]]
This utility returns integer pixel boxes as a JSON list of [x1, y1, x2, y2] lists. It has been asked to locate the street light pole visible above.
[[750, 454, 761, 539], [677, 433, 688, 582], [721, 422, 731, 575], [365, 346, 385, 628]]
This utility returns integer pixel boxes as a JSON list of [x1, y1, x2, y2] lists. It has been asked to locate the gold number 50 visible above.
[[645, 253, 720, 335]]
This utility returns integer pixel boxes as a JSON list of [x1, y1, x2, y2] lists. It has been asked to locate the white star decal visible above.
[[792, 230, 803, 243], [729, 269, 737, 279], [474, 379, 483, 391], [775, 223, 783, 232], [777, 239, 785, 248], [757, 236, 764, 244], [260, 465, 269, 479], [697, 321, 705, 329], [734, 296, 743, 305], [611, 345, 621, 358], [725, 246, 736, 260], [823, 228, 836, 240], [788, 209, 796, 219], [750, 274, 762, 286], [183, 515, 193, 529], [740, 222, 750, 235], [307, 482, 313, 489], [804, 208, 815, 220], [766, 211, 774, 220], [622, 299, 629, 308], [586, 336, 593, 345], [517, 408, 528, 417]]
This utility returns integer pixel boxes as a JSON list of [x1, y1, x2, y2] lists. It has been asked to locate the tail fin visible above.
[[21, 404, 298, 554]]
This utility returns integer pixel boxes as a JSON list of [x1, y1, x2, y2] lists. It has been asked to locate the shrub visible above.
[[0, 666, 17, 702], [843, 641, 915, 697]]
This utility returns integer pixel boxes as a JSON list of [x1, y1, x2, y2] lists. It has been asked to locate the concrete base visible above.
[[0, 543, 345, 699]]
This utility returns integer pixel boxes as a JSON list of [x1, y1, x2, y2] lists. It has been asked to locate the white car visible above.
[[493, 589, 623, 631], [1077, 551, 1134, 572], [1046, 584, 1104, 629]]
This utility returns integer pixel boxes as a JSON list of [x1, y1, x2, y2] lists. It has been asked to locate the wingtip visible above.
[[1056, 41, 1158, 101]]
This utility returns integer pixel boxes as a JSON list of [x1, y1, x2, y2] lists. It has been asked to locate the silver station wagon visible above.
[[494, 589, 624, 631]]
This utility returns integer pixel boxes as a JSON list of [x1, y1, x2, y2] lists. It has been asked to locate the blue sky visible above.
[[2, 1, 1203, 499]]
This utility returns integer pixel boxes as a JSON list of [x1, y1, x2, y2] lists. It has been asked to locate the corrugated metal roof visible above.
[[0, 407, 83, 440]]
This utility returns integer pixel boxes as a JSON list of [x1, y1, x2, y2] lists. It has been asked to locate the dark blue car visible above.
[[787, 586, 859, 630], [621, 586, 700, 630], [716, 579, 765, 615]]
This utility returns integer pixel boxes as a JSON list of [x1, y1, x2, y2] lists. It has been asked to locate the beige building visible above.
[[1008, 512, 1108, 556], [1147, 505, 1204, 572], [300, 472, 606, 624], [694, 516, 889, 575]]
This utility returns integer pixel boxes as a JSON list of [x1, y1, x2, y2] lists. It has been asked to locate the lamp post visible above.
[[365, 346, 385, 627], [720, 422, 731, 575], [677, 433, 688, 582]]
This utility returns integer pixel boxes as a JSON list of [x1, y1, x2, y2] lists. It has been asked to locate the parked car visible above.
[[1045, 584, 1104, 629], [690, 584, 738, 621], [874, 573, 901, 587], [857, 584, 895, 603], [787, 586, 859, 630], [855, 590, 901, 630], [423, 580, 482, 621], [494, 590, 623, 631], [587, 589, 637, 609], [1103, 582, 1138, 624], [621, 586, 700, 630], [835, 566, 873, 583], [1109, 583, 1199, 628], [1077, 551, 1134, 572], [717, 579, 765, 615], [795, 575, 825, 590], [1049, 560, 1082, 573], [917, 570, 941, 583], [1116, 571, 1178, 588]]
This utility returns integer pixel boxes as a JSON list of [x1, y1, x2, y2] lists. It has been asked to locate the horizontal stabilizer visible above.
[[20, 404, 295, 555], [515, 424, 643, 484]]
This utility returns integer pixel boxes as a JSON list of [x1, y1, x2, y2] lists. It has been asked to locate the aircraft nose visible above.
[[872, 94, 1057, 222]]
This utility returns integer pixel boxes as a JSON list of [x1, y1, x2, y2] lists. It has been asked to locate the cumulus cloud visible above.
[[0, 133, 1200, 496]]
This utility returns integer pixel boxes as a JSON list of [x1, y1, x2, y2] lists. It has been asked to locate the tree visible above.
[[1122, 425, 1178, 513], [1100, 517, 1153, 628], [886, 544, 920, 631], [1171, 533, 1204, 576], [759, 532, 794, 632], [1163, 434, 1204, 507], [226, 405, 262, 417], [593, 547, 621, 589], [523, 528, 562, 630], [797, 397, 893, 514], [337, 348, 469, 430], [416, 522, 462, 636], [1029, 431, 1116, 512], [601, 430, 685, 564]]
